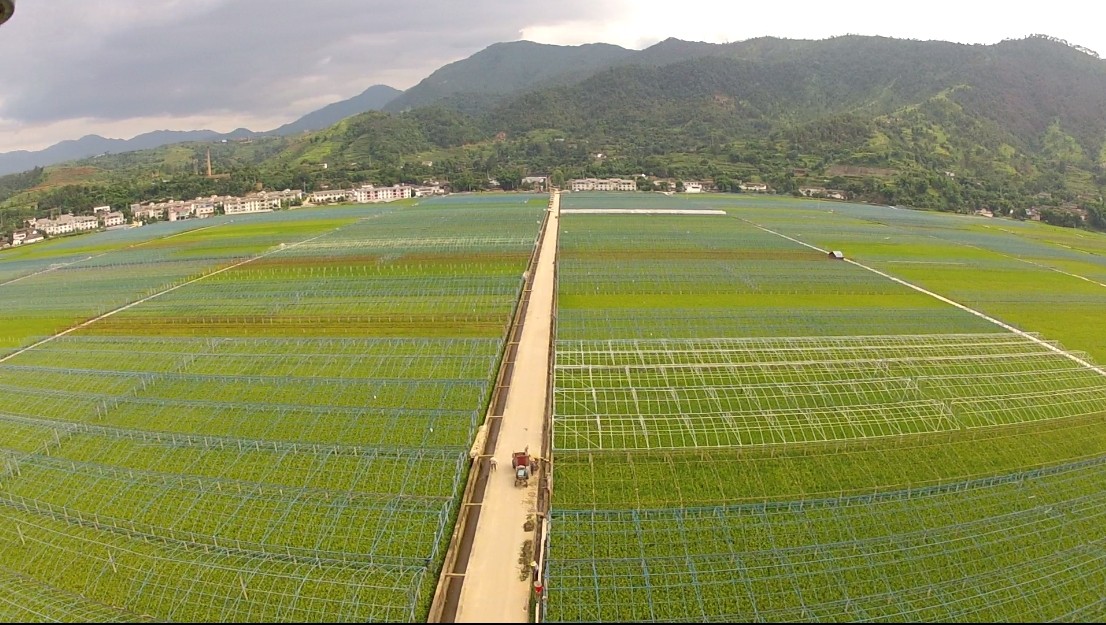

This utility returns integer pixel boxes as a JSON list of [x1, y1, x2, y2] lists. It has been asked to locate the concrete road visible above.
[[454, 192, 560, 622]]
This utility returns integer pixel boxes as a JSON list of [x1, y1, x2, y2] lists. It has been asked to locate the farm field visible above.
[[0, 195, 546, 621], [0, 212, 359, 351], [545, 193, 1106, 622]]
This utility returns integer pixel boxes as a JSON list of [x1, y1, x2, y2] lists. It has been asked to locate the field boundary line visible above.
[[955, 227, 1106, 289], [0, 229, 334, 365], [0, 222, 230, 289], [0, 255, 101, 287], [740, 219, 1106, 378]]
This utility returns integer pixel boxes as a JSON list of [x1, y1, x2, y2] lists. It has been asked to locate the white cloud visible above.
[[523, 0, 1104, 55], [0, 112, 291, 153], [0, 0, 1102, 154]]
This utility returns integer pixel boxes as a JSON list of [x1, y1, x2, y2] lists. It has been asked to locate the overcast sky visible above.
[[0, 0, 1103, 153]]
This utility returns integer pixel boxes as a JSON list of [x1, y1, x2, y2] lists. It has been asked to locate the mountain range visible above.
[[0, 85, 402, 176], [2, 34, 1106, 228], [0, 38, 719, 175]]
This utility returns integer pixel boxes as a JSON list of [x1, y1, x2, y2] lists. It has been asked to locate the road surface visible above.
[[454, 192, 559, 622]]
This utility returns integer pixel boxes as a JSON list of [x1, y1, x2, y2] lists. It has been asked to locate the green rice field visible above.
[[0, 196, 547, 621], [546, 192, 1106, 622]]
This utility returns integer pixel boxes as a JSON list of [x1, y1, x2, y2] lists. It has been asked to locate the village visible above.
[[4, 173, 1050, 250], [3, 177, 712, 249], [1, 182, 447, 249]]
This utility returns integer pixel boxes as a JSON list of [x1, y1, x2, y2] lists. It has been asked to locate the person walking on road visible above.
[[489, 456, 498, 472]]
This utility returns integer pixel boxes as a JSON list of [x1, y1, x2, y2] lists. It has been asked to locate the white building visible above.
[[739, 182, 769, 192], [167, 205, 193, 221], [799, 187, 847, 200], [193, 199, 216, 218], [11, 228, 44, 246], [101, 211, 126, 227], [522, 176, 548, 191], [131, 204, 166, 221], [92, 205, 112, 214], [222, 190, 300, 215], [413, 185, 444, 197], [36, 214, 96, 235], [349, 184, 414, 203], [223, 195, 273, 215], [570, 178, 636, 192], [309, 190, 347, 204], [683, 181, 703, 193], [73, 215, 100, 231]]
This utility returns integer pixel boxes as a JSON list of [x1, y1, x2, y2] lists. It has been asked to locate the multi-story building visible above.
[[222, 190, 296, 215], [101, 212, 126, 227], [349, 184, 414, 203], [570, 178, 636, 192], [222, 195, 271, 215], [309, 190, 347, 204], [131, 204, 166, 221], [34, 214, 97, 235], [193, 199, 217, 218], [74, 215, 100, 231], [167, 205, 194, 221]]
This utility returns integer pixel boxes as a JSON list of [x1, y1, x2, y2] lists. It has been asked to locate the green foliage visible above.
[[548, 194, 1106, 622], [0, 197, 546, 620], [0, 167, 45, 204], [6, 35, 1106, 232]]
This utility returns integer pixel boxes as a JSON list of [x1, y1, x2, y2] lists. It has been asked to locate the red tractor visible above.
[[512, 448, 538, 487]]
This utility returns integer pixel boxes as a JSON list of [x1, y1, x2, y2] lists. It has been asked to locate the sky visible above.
[[0, 0, 1103, 153]]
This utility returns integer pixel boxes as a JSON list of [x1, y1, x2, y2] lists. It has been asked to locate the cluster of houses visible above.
[[3, 176, 865, 250], [3, 183, 446, 250], [131, 188, 310, 222], [798, 187, 848, 200], [566, 177, 779, 194], [4, 205, 126, 248], [32, 206, 128, 234], [131, 184, 445, 223], [306, 183, 444, 206]]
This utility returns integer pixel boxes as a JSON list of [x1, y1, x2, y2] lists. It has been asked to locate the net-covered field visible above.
[[0, 211, 364, 351], [0, 196, 546, 621], [546, 193, 1106, 622], [556, 334, 1106, 450], [709, 196, 1106, 362]]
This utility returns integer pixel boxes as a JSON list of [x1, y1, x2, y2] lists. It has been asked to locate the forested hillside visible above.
[[3, 34, 1105, 233]]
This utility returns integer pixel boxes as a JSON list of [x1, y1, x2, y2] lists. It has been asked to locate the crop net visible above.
[[544, 200, 1106, 622], [0, 198, 544, 620]]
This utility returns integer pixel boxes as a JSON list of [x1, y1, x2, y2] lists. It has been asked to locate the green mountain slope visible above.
[[267, 85, 401, 135], [4, 35, 1106, 232], [383, 40, 635, 112]]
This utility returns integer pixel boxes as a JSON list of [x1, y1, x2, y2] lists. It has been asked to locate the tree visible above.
[[496, 167, 524, 191], [448, 171, 483, 192], [551, 169, 566, 189]]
